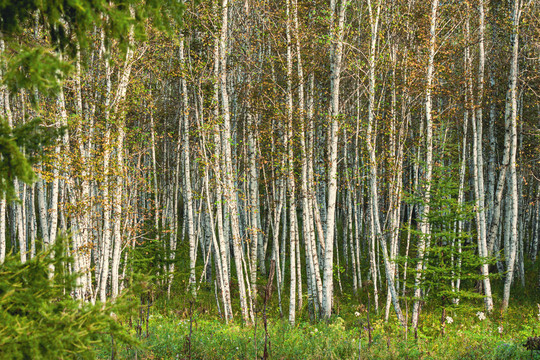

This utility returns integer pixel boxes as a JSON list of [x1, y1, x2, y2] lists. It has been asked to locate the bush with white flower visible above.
[[476, 311, 486, 321]]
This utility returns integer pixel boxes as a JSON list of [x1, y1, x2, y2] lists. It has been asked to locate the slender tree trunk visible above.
[[98, 30, 112, 303], [412, 0, 439, 330], [180, 35, 197, 297], [452, 66, 468, 300], [211, 11, 233, 319], [111, 15, 133, 299], [323, 0, 347, 319], [502, 0, 521, 310], [468, 1, 494, 310], [220, 0, 252, 322], [0, 37, 7, 263], [365, 0, 404, 324], [285, 0, 297, 323]]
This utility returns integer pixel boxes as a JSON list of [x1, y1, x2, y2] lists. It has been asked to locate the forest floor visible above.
[[96, 287, 540, 359]]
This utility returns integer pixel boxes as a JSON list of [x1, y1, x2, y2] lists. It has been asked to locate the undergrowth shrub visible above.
[[0, 238, 136, 359]]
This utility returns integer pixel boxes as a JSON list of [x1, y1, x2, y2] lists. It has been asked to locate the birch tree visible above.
[[412, 0, 439, 330], [502, 0, 522, 311], [323, 0, 347, 320]]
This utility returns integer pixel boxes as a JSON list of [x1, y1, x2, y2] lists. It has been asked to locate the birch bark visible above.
[[220, 0, 253, 322], [412, 0, 439, 330], [323, 0, 347, 319], [468, 1, 494, 310], [110, 17, 134, 298], [502, 0, 522, 310]]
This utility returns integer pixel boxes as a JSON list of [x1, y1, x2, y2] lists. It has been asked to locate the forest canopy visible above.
[[0, 0, 540, 357]]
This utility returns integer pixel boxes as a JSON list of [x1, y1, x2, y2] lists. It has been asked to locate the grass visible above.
[[95, 264, 540, 359], [96, 298, 540, 359]]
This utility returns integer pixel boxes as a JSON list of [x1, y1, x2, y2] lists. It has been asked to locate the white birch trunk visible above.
[[0, 38, 7, 263], [323, 0, 347, 319], [98, 30, 112, 302], [111, 15, 134, 299], [468, 2, 494, 310], [220, 0, 253, 322], [412, 0, 439, 329], [502, 0, 521, 310], [179, 35, 197, 297], [285, 0, 300, 324]]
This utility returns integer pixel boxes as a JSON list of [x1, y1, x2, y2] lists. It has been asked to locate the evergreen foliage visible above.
[[0, 0, 184, 95], [403, 162, 495, 306], [0, 0, 184, 198], [0, 117, 58, 200], [0, 237, 137, 359]]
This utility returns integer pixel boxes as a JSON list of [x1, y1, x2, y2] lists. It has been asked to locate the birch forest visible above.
[[2, 0, 540, 358]]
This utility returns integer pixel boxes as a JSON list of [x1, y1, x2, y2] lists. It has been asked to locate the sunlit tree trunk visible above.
[[179, 34, 197, 297], [323, 0, 347, 319], [412, 0, 439, 330], [452, 59, 468, 300], [110, 16, 133, 299], [285, 0, 297, 323], [364, 0, 403, 324], [468, 1, 494, 311], [220, 0, 252, 323], [502, 0, 521, 310], [211, 11, 232, 319], [0, 37, 7, 263], [98, 28, 112, 303], [385, 41, 408, 322]]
